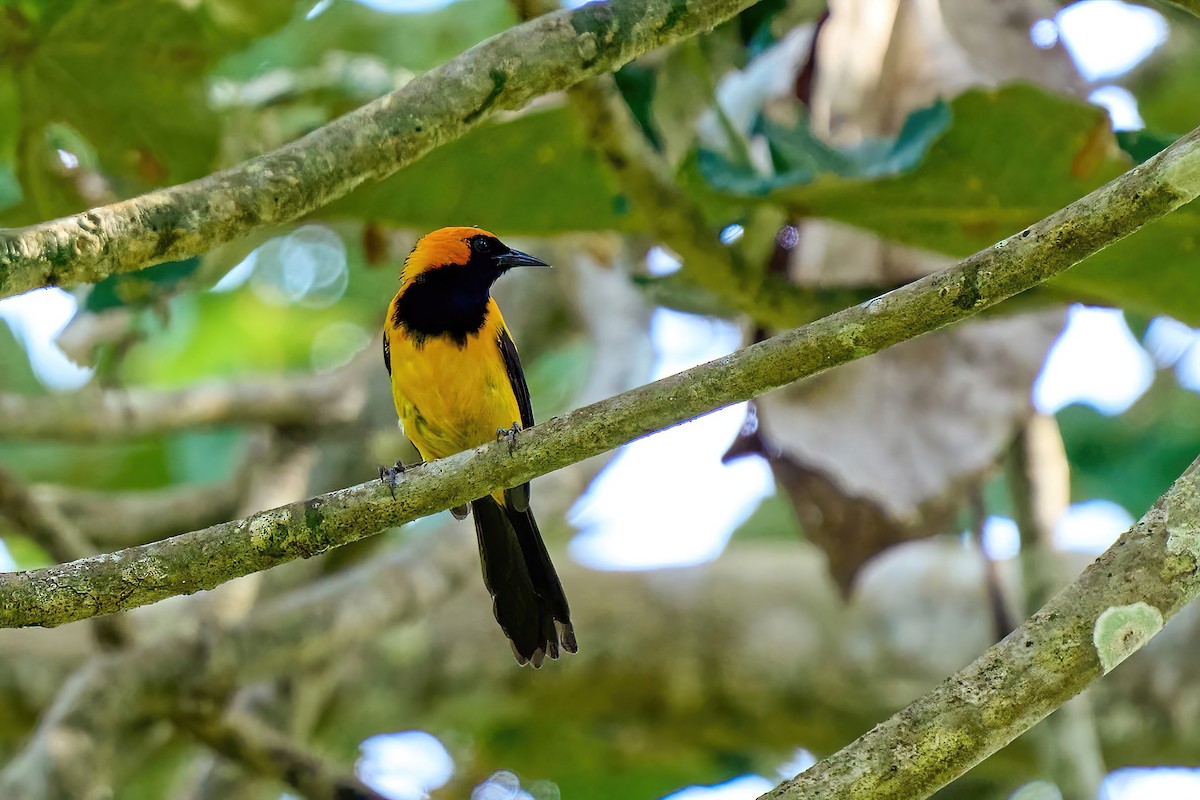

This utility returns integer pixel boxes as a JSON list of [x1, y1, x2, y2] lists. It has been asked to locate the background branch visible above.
[[175, 709, 385, 800], [29, 476, 244, 550], [0, 365, 366, 441], [0, 531, 472, 797]]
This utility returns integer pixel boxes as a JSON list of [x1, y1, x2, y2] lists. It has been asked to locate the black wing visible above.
[[498, 327, 533, 429], [498, 327, 534, 512], [382, 331, 392, 376]]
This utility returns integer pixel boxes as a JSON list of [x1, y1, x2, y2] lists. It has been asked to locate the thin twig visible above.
[[177, 709, 386, 800]]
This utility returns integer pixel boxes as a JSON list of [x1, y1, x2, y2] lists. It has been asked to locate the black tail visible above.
[[470, 496, 576, 666]]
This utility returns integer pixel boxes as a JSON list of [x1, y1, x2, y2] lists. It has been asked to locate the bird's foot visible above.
[[496, 422, 522, 455], [377, 459, 409, 500], [450, 504, 469, 520]]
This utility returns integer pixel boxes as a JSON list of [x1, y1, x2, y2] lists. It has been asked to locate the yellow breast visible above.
[[386, 298, 522, 464]]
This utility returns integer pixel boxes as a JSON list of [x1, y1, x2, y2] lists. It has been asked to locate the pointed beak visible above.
[[496, 249, 551, 269]]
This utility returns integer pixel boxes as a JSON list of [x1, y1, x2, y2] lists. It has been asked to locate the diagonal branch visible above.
[[0, 123, 1196, 628], [761, 453, 1200, 800], [0, 0, 763, 301]]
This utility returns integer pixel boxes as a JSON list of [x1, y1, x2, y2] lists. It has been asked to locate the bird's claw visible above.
[[377, 459, 406, 500], [496, 422, 522, 455]]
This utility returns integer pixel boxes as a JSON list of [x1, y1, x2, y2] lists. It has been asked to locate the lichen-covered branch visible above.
[[761, 454, 1200, 800], [0, 124, 1197, 626], [10, 536, 1200, 794], [0, 366, 364, 441], [0, 0, 764, 300]]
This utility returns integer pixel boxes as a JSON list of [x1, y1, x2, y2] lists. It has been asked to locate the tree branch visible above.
[[0, 0, 763, 300], [0, 366, 364, 441], [176, 709, 386, 800], [0, 125, 1197, 626], [0, 532, 472, 797], [29, 479, 243, 549], [762, 451, 1200, 799], [1155, 1, 1200, 17]]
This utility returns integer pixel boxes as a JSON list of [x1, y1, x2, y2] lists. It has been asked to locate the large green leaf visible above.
[[695, 84, 1200, 323], [215, 0, 515, 78], [0, 0, 295, 225], [771, 86, 1126, 253], [325, 106, 631, 233], [1057, 371, 1200, 517]]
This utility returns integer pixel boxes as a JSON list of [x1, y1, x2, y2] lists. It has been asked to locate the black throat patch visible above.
[[392, 261, 497, 348]]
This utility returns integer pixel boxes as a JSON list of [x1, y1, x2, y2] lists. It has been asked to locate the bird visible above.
[[381, 226, 576, 667]]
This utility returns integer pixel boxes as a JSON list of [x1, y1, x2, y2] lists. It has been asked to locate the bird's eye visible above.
[[470, 235, 494, 254]]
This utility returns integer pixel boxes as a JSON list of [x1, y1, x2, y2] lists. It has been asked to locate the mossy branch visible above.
[[0, 125, 1198, 628], [0, 0, 762, 300], [761, 454, 1200, 800]]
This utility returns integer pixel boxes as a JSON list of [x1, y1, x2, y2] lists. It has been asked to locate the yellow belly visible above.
[[387, 304, 522, 464]]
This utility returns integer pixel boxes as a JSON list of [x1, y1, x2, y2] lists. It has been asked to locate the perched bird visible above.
[[381, 226, 576, 666]]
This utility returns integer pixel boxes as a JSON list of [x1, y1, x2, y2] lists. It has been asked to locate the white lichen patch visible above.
[[1165, 488, 1200, 559], [1093, 602, 1163, 674], [247, 512, 279, 547], [836, 322, 866, 352]]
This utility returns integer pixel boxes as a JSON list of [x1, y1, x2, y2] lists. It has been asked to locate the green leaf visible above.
[[695, 84, 1200, 323], [85, 258, 202, 312], [0, 164, 19, 215], [651, 39, 717, 168], [215, 0, 515, 78], [326, 107, 631, 234], [769, 86, 1122, 253], [0, 0, 296, 225], [1057, 373, 1200, 518], [696, 98, 950, 194], [1116, 129, 1179, 164]]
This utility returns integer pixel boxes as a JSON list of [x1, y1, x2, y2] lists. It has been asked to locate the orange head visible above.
[[400, 227, 549, 287]]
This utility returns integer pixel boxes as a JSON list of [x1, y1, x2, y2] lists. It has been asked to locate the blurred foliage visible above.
[[1058, 372, 1200, 516], [215, 0, 515, 77], [329, 108, 630, 233]]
